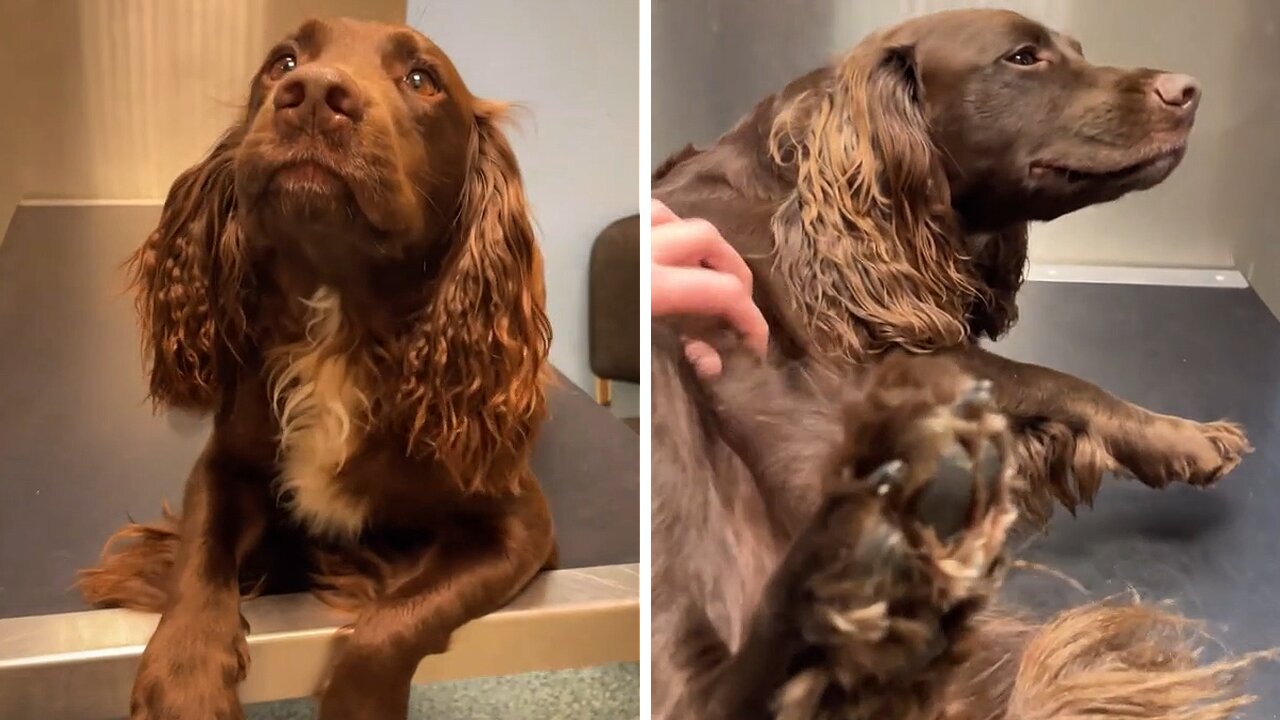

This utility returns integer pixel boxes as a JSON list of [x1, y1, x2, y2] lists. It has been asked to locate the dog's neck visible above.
[[961, 226, 994, 256], [956, 220, 1031, 274], [259, 245, 432, 339]]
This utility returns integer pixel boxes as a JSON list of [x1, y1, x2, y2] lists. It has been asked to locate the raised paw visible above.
[[1193, 420, 1252, 484], [770, 373, 1018, 719], [1119, 415, 1253, 489]]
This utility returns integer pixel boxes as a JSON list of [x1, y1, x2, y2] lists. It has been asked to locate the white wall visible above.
[[409, 1, 640, 410], [652, 0, 1280, 279]]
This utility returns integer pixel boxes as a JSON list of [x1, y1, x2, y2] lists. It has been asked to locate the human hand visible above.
[[651, 199, 768, 376]]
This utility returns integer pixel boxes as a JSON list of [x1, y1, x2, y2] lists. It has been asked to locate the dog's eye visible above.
[[1004, 47, 1041, 67], [269, 53, 297, 80], [404, 68, 438, 93]]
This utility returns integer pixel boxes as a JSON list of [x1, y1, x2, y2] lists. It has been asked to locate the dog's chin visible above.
[[263, 162, 361, 226], [1020, 144, 1187, 220]]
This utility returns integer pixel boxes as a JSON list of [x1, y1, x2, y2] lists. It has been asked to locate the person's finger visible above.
[[650, 202, 753, 297], [683, 339, 723, 379], [651, 198, 679, 226], [651, 219, 754, 297], [651, 265, 769, 356]]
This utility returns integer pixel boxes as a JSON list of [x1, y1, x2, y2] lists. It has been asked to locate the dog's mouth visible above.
[[257, 155, 384, 230], [242, 138, 411, 235], [1029, 141, 1188, 187], [269, 159, 351, 196]]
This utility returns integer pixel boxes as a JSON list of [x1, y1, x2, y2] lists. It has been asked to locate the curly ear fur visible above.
[[127, 129, 251, 411], [768, 42, 985, 362], [397, 101, 552, 494]]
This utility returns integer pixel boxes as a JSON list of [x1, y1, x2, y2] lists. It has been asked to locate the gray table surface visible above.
[[0, 205, 639, 620], [991, 281, 1280, 714]]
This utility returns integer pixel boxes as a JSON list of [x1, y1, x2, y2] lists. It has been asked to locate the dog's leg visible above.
[[316, 487, 555, 720], [676, 358, 1016, 720], [651, 329, 796, 718], [949, 345, 1251, 520], [128, 437, 269, 720]]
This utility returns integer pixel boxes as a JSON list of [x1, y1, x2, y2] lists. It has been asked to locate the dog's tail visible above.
[[959, 600, 1271, 720], [76, 504, 182, 613]]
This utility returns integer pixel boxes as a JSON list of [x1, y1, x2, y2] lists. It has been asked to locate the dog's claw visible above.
[[954, 379, 994, 416], [869, 459, 906, 495]]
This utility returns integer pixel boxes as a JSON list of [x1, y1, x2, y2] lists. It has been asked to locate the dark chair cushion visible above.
[[588, 214, 640, 384]]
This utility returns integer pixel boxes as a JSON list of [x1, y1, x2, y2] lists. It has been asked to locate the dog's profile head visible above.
[[777, 8, 1201, 232], [766, 8, 1199, 358], [880, 9, 1200, 227]]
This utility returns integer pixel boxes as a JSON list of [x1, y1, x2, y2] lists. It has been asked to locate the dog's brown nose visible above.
[[274, 66, 364, 132], [1153, 73, 1201, 109]]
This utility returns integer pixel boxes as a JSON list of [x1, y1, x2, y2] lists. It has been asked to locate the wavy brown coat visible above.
[[76, 17, 555, 720], [652, 9, 1265, 719]]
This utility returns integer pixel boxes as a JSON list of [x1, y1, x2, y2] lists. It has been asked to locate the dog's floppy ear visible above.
[[768, 41, 983, 362], [127, 128, 252, 412], [396, 100, 552, 494]]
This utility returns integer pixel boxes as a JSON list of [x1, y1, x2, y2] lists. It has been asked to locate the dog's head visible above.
[[132, 19, 550, 489], [875, 8, 1200, 227], [766, 8, 1199, 358], [233, 17, 504, 285]]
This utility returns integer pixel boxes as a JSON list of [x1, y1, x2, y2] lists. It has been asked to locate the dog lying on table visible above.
[[78, 17, 557, 720]]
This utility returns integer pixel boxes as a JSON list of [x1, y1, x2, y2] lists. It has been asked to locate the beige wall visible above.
[[0, 2, 24, 235], [1206, 2, 1280, 317], [836, 0, 1280, 272], [2, 0, 404, 209], [655, 0, 1280, 273]]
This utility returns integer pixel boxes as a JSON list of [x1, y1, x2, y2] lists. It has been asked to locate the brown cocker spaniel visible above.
[[654, 8, 1250, 524], [652, 9, 1267, 720], [77, 18, 556, 720]]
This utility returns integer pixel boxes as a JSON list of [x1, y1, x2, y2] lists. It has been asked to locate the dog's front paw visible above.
[[1191, 420, 1252, 484], [772, 378, 1016, 719], [1121, 415, 1252, 489], [130, 614, 248, 720], [316, 636, 417, 720]]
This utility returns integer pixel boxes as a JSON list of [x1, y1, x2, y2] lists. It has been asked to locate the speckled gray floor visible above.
[[241, 663, 639, 720]]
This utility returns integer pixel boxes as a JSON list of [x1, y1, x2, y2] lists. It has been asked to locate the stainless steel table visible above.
[[0, 206, 639, 719], [991, 277, 1280, 715]]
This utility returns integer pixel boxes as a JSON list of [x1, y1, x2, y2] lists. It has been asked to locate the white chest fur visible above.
[[267, 287, 372, 538]]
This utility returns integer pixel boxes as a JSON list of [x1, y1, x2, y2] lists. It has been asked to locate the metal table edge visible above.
[[0, 563, 640, 718]]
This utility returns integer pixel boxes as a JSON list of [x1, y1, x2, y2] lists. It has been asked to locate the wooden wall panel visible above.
[[3, 0, 405, 207]]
